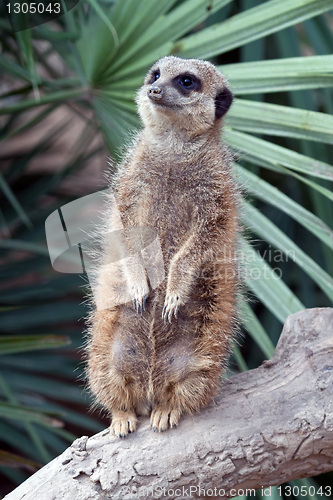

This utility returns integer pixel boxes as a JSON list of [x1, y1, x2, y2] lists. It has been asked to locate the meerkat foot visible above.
[[110, 410, 137, 438], [150, 407, 181, 432], [162, 292, 182, 323]]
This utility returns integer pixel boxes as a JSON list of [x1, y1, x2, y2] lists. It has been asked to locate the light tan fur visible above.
[[86, 56, 240, 437]]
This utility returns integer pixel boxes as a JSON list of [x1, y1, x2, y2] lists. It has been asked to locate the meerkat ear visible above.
[[215, 87, 233, 119]]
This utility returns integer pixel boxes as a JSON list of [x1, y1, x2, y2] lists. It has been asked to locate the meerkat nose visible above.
[[148, 86, 163, 100]]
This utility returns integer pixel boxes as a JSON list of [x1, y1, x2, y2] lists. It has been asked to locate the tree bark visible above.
[[5, 307, 333, 500]]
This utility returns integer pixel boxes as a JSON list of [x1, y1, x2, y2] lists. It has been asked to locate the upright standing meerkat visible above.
[[87, 55, 239, 437]]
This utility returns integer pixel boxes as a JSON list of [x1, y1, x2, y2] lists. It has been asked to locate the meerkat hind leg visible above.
[[150, 407, 181, 432], [150, 357, 217, 432], [110, 409, 138, 438]]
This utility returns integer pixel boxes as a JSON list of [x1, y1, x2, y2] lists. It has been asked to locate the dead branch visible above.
[[5, 308, 333, 500]]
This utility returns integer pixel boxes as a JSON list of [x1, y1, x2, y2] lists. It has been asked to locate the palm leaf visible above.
[[176, 0, 333, 58], [240, 238, 304, 323], [225, 128, 333, 181], [0, 402, 62, 428], [236, 164, 333, 250], [242, 201, 333, 302], [222, 55, 333, 94], [227, 99, 333, 144], [240, 299, 275, 358], [106, 0, 232, 77], [0, 335, 71, 355], [0, 173, 32, 229]]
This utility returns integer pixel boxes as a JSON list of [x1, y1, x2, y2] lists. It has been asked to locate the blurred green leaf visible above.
[[0, 450, 40, 472], [0, 88, 84, 115], [223, 55, 333, 94], [0, 402, 63, 427], [0, 172, 32, 229], [15, 29, 40, 99], [0, 335, 71, 355], [232, 344, 248, 372], [287, 169, 333, 203], [227, 100, 333, 144], [0, 240, 49, 255], [1, 373, 88, 405], [240, 299, 275, 358], [0, 54, 31, 82], [106, 0, 232, 78], [225, 128, 333, 181], [240, 238, 304, 323], [242, 201, 333, 302], [236, 163, 333, 250], [176, 0, 333, 58], [0, 302, 84, 331]]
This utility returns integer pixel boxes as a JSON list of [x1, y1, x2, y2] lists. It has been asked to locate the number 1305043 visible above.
[[277, 486, 332, 497], [6, 3, 61, 14]]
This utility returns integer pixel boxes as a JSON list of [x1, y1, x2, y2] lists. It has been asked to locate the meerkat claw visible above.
[[162, 305, 167, 323], [131, 286, 147, 314], [162, 294, 181, 323]]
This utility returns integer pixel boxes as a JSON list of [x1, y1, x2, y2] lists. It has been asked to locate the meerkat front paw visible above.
[[150, 407, 181, 432], [110, 410, 137, 438], [162, 291, 182, 323], [122, 254, 149, 313], [131, 283, 148, 314]]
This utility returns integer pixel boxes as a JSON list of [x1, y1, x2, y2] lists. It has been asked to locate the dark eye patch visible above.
[[173, 73, 201, 94], [215, 87, 233, 119], [148, 69, 160, 85]]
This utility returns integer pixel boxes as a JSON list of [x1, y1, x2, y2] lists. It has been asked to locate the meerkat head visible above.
[[136, 56, 233, 138]]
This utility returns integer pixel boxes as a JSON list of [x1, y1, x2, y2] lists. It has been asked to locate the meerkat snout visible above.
[[148, 85, 163, 101]]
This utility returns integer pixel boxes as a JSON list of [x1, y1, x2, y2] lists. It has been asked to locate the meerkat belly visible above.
[[119, 187, 202, 380], [137, 180, 195, 261]]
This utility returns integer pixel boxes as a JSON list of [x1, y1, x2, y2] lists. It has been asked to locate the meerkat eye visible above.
[[173, 73, 201, 94], [180, 76, 194, 87], [152, 70, 160, 82], [149, 70, 160, 84]]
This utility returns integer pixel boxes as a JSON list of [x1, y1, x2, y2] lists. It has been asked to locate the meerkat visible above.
[[87, 55, 239, 437]]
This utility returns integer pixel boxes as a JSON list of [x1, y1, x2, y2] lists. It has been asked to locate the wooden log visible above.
[[5, 308, 333, 500]]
